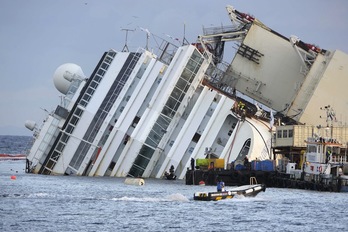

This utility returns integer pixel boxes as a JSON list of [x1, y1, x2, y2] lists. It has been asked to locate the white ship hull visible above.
[[25, 44, 273, 179]]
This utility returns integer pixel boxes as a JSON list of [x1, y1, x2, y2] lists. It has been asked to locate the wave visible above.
[[112, 193, 189, 202]]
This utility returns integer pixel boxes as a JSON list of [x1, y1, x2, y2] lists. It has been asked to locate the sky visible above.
[[1, 0, 347, 136]]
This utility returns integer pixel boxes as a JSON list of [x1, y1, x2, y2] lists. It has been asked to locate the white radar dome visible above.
[[25, 120, 37, 131], [53, 63, 85, 94]]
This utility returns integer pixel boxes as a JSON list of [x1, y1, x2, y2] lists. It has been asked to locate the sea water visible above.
[[0, 136, 347, 231]]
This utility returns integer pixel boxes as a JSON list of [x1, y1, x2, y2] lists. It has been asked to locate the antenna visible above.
[[121, 28, 135, 52], [182, 22, 189, 45], [139, 27, 151, 50]]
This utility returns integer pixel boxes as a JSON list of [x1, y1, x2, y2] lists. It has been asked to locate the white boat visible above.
[[24, 5, 348, 182], [273, 108, 348, 192], [193, 184, 266, 201], [302, 136, 348, 192]]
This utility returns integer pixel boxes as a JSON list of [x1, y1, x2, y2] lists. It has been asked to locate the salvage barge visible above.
[[186, 124, 348, 192]]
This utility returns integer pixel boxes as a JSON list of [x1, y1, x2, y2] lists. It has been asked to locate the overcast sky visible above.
[[1, 0, 347, 136]]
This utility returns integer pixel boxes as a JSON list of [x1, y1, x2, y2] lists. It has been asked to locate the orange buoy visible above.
[[10, 175, 17, 180]]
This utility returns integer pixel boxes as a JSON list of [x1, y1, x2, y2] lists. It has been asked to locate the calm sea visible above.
[[0, 136, 347, 232]]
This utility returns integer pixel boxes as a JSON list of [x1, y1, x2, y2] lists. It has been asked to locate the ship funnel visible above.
[[25, 120, 37, 131]]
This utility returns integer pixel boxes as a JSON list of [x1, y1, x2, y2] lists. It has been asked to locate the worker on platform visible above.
[[165, 165, 177, 180], [238, 101, 245, 115], [217, 177, 225, 192], [244, 156, 249, 170]]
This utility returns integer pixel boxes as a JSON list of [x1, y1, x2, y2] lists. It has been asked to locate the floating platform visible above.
[[186, 169, 345, 192], [194, 184, 266, 201]]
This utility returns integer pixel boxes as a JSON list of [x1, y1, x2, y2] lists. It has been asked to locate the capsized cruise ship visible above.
[[25, 5, 348, 179]]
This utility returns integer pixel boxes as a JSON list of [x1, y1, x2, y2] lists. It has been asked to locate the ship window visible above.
[[186, 54, 202, 75], [128, 165, 144, 178], [108, 161, 116, 171], [82, 94, 91, 102], [186, 60, 197, 74], [171, 87, 182, 101], [192, 133, 201, 143], [283, 130, 288, 138], [104, 56, 113, 64], [288, 129, 293, 138], [147, 130, 161, 148], [86, 88, 95, 95], [139, 145, 154, 159], [108, 51, 116, 58], [90, 81, 98, 89], [132, 116, 140, 127], [94, 74, 103, 82], [173, 87, 185, 102], [161, 106, 175, 119], [80, 100, 88, 107], [232, 123, 236, 129], [66, 125, 74, 134], [61, 134, 69, 143], [181, 68, 193, 82], [101, 62, 109, 70], [96, 69, 105, 77], [75, 107, 83, 117], [46, 158, 55, 170], [307, 145, 317, 153], [123, 134, 130, 145], [145, 132, 159, 148], [152, 123, 166, 138], [166, 96, 180, 112], [235, 138, 251, 160], [70, 116, 79, 126], [56, 142, 65, 152], [240, 139, 251, 156], [176, 78, 188, 90], [136, 153, 152, 165], [181, 83, 191, 95], [128, 145, 155, 177], [277, 130, 282, 138], [157, 115, 170, 128], [192, 50, 204, 64], [51, 151, 61, 161]]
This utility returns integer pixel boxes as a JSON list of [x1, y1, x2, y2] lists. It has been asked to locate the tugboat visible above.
[[298, 106, 348, 192], [303, 135, 348, 192]]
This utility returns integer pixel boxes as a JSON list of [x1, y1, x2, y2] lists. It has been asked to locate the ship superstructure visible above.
[[25, 5, 348, 179]]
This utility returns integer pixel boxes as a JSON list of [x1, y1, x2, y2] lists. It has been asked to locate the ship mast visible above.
[[121, 28, 135, 52]]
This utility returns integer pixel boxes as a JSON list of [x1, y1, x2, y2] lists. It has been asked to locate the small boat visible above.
[[193, 183, 266, 201], [164, 165, 177, 180]]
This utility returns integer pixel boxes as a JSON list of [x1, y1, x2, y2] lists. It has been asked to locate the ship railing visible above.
[[250, 177, 258, 185]]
